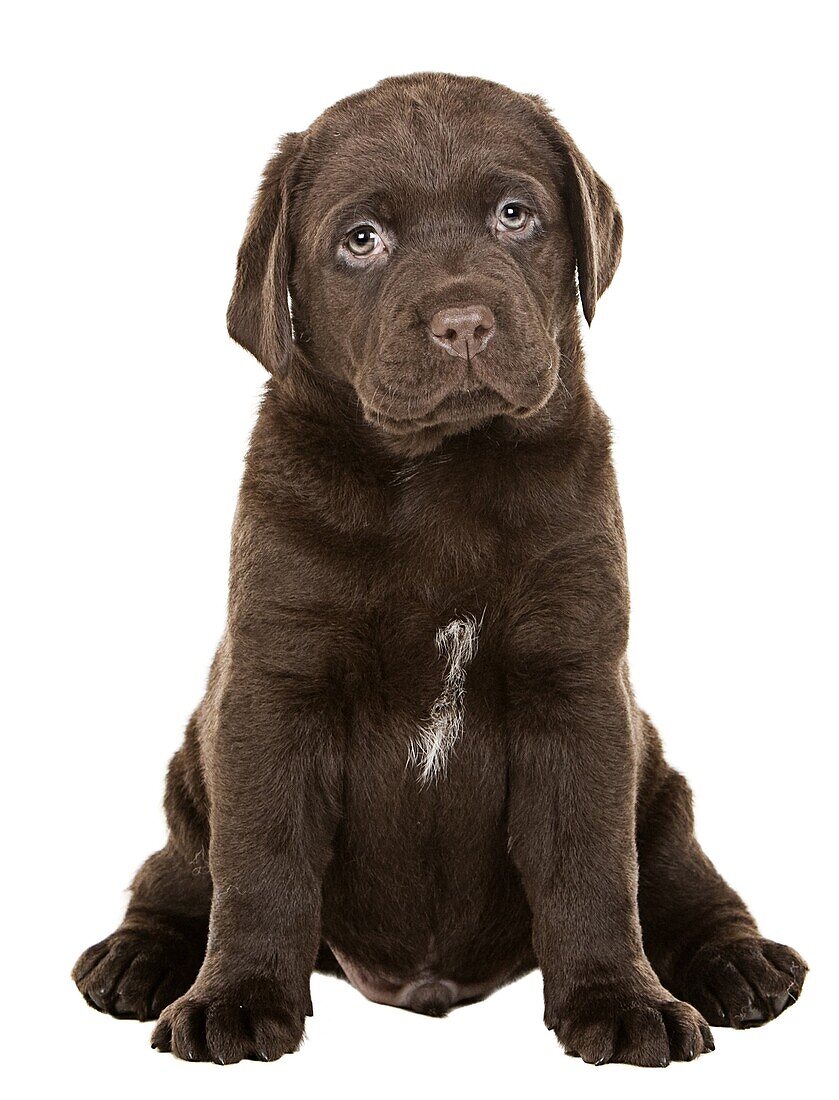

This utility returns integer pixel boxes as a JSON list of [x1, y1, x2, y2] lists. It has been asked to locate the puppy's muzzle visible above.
[[428, 303, 495, 360]]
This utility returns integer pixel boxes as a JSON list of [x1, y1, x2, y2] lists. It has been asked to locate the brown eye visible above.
[[497, 202, 530, 232], [346, 225, 382, 257]]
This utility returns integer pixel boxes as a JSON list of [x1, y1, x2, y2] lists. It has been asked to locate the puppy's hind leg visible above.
[[636, 727, 807, 1030], [73, 743, 211, 1021]]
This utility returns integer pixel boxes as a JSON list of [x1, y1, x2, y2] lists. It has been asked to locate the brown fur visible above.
[[72, 73, 806, 1067]]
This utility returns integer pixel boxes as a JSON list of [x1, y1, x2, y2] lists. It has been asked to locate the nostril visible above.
[[445, 329, 457, 341]]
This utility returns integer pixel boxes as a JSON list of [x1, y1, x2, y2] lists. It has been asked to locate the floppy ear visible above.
[[562, 129, 623, 325], [227, 132, 303, 374], [530, 101, 623, 324]]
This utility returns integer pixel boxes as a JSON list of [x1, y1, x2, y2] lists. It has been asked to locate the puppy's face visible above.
[[228, 76, 622, 453]]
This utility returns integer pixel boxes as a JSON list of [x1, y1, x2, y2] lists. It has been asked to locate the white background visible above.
[[2, 1, 836, 1096]]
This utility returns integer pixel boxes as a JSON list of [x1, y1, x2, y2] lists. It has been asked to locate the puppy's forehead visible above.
[[300, 76, 555, 216]]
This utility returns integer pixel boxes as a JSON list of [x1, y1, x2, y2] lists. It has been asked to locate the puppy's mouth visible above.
[[363, 384, 535, 436]]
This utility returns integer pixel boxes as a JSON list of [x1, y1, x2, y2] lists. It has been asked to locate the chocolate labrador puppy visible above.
[[73, 73, 806, 1067]]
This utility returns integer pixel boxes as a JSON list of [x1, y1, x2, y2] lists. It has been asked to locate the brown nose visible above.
[[429, 304, 495, 359]]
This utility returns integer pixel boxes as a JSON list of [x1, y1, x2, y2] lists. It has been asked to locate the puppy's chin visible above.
[[360, 385, 552, 455]]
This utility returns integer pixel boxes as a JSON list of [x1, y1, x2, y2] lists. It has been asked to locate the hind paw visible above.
[[676, 937, 807, 1029], [72, 927, 205, 1021]]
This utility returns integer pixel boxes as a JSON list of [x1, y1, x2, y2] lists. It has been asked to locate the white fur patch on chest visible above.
[[408, 614, 481, 784]]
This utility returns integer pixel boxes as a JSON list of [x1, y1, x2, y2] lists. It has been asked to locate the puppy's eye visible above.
[[345, 225, 385, 258], [496, 202, 531, 233]]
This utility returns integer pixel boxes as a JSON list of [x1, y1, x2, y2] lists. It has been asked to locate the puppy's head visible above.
[[228, 74, 622, 452]]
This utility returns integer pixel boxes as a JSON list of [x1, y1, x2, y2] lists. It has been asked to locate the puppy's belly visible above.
[[323, 661, 531, 1011], [322, 727, 533, 1014], [327, 945, 506, 1014]]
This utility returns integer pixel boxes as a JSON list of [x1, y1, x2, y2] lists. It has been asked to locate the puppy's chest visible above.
[[348, 603, 501, 778]]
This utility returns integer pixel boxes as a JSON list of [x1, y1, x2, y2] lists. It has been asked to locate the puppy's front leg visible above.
[[151, 672, 342, 1064], [507, 672, 713, 1067]]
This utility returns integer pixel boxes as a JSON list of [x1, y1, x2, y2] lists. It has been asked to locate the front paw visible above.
[[675, 937, 807, 1029], [550, 984, 714, 1067], [151, 976, 306, 1064]]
